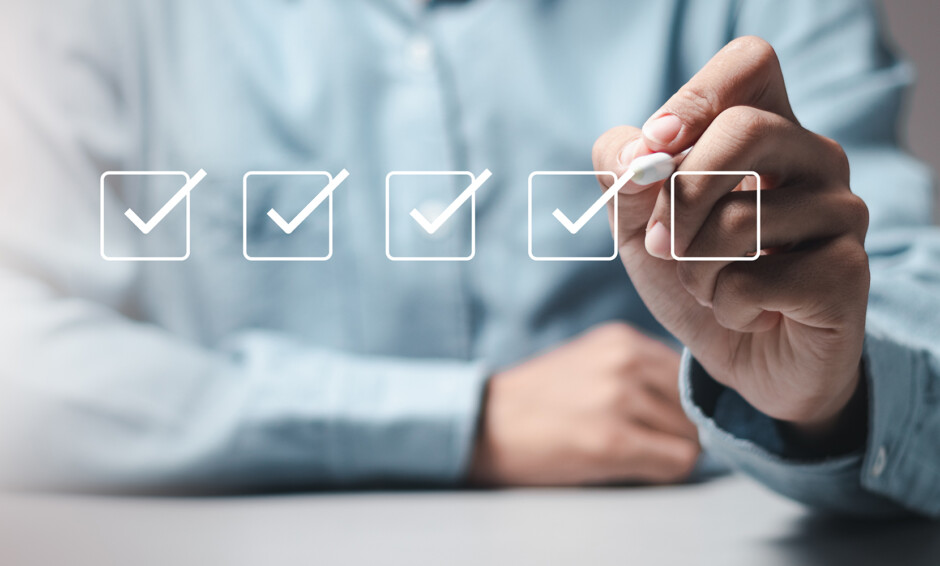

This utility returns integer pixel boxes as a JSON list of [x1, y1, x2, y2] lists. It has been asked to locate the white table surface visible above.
[[1, 474, 937, 566]]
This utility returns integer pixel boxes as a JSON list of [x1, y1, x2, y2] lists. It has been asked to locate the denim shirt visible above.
[[0, 0, 937, 514]]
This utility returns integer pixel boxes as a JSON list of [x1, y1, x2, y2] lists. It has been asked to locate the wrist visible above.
[[782, 363, 868, 456]]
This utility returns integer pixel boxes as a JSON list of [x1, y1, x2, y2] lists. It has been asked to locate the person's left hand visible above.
[[469, 322, 699, 486], [592, 36, 871, 440]]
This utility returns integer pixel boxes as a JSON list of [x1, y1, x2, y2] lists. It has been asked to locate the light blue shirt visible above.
[[0, 0, 937, 515]]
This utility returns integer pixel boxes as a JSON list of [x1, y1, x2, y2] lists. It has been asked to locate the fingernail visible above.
[[644, 221, 671, 259], [642, 114, 682, 145], [618, 139, 642, 166]]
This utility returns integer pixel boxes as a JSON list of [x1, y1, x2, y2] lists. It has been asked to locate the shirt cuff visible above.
[[678, 332, 928, 517], [231, 332, 492, 487], [326, 354, 492, 485], [859, 328, 940, 517]]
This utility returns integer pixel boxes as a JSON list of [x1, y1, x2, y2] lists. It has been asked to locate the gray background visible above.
[[883, 1, 939, 219]]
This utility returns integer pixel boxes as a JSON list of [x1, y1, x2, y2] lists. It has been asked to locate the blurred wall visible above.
[[882, 0, 940, 220]]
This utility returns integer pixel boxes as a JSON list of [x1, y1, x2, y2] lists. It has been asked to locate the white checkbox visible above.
[[243, 170, 348, 262], [100, 170, 204, 262], [528, 171, 619, 261], [386, 170, 490, 261], [670, 171, 761, 261]]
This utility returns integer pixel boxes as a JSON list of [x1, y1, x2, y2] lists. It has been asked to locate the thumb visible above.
[[592, 126, 667, 242], [594, 127, 728, 360]]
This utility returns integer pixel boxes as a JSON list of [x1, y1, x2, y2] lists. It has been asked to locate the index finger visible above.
[[641, 36, 798, 153]]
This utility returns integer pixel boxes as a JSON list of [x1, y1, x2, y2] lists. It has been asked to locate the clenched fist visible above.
[[593, 36, 870, 441], [470, 323, 699, 486]]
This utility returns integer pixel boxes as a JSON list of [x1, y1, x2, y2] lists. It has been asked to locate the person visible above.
[[0, 0, 937, 517]]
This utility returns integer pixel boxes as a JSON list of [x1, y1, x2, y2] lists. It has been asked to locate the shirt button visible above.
[[407, 36, 434, 70], [871, 446, 887, 478]]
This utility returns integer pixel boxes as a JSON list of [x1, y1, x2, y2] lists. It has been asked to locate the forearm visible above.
[[0, 274, 489, 492]]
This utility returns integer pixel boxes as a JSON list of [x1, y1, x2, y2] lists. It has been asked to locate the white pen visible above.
[[623, 148, 691, 186], [551, 148, 692, 234]]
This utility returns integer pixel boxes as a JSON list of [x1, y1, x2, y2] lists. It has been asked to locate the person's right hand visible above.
[[469, 322, 700, 486], [592, 37, 870, 442]]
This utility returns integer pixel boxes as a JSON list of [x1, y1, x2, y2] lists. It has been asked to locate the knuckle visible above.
[[821, 240, 869, 299], [714, 105, 759, 135], [729, 35, 780, 69], [673, 83, 720, 124], [645, 443, 699, 484], [615, 383, 640, 414], [610, 346, 639, 373], [672, 174, 709, 211], [843, 193, 870, 235], [666, 444, 700, 482], [589, 323, 641, 368], [596, 377, 627, 411], [842, 242, 870, 276], [676, 262, 703, 294], [592, 320, 634, 342], [711, 106, 775, 148], [831, 236, 865, 263], [821, 135, 851, 179], [591, 425, 628, 460], [716, 196, 757, 238], [710, 301, 739, 332], [817, 242, 870, 326], [713, 267, 751, 309]]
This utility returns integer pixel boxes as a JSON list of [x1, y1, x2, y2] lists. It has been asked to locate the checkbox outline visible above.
[[527, 171, 619, 262], [100, 170, 193, 262], [670, 170, 761, 262], [385, 171, 480, 262], [243, 171, 341, 262]]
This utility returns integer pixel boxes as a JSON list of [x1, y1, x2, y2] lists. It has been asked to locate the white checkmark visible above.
[[266, 169, 350, 234], [409, 169, 492, 234], [551, 169, 636, 234], [124, 169, 207, 235]]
